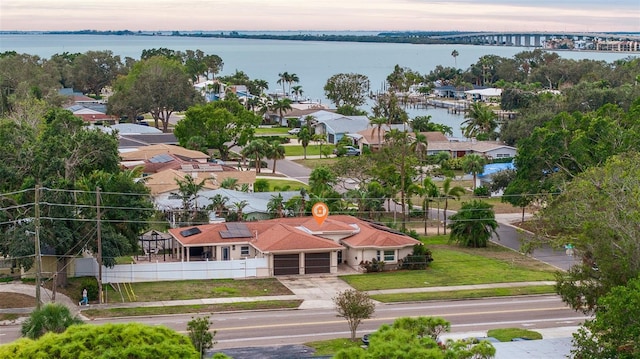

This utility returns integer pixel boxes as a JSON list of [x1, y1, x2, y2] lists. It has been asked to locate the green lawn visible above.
[[369, 285, 556, 303], [284, 144, 334, 157], [255, 127, 290, 135], [82, 300, 302, 318], [340, 236, 557, 291], [256, 177, 308, 191]]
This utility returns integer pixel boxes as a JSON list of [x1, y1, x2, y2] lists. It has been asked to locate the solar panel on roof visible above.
[[149, 153, 174, 163], [180, 227, 201, 237], [219, 223, 253, 238]]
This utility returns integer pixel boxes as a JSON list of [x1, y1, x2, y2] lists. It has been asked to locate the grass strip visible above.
[[82, 300, 302, 318], [305, 338, 362, 356], [369, 285, 556, 303]]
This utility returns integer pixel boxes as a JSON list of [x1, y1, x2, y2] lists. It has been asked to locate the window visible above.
[[376, 250, 395, 262], [241, 246, 250, 256]]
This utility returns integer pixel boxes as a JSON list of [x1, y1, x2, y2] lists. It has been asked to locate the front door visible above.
[[222, 246, 230, 261]]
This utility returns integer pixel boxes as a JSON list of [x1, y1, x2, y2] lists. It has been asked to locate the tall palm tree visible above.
[[313, 133, 326, 159], [461, 154, 487, 190], [451, 49, 459, 67], [410, 131, 428, 163], [241, 139, 268, 173], [266, 140, 285, 174], [369, 116, 387, 150], [287, 73, 300, 95], [297, 127, 312, 159], [277, 71, 289, 98], [420, 178, 439, 235], [441, 177, 466, 235], [270, 98, 293, 127]]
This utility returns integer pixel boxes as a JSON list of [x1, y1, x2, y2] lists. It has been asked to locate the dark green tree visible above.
[[448, 200, 499, 248], [323, 73, 370, 108]]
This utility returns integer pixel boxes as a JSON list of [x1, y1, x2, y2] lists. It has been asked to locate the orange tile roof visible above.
[[168, 215, 419, 252]]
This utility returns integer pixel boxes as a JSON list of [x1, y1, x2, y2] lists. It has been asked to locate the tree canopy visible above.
[[323, 73, 370, 108]]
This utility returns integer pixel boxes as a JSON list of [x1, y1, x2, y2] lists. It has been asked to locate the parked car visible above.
[[333, 145, 361, 156], [288, 128, 301, 135]]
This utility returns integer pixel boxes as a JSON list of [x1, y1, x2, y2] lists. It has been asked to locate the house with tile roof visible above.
[[168, 215, 422, 275]]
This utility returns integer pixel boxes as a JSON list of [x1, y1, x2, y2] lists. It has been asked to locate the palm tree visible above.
[[267, 193, 285, 218], [286, 73, 299, 94], [298, 187, 308, 217], [313, 133, 327, 159], [461, 154, 487, 190], [410, 131, 428, 162], [241, 139, 268, 173], [252, 79, 269, 95], [448, 200, 499, 248], [232, 200, 249, 221], [270, 98, 293, 127], [441, 177, 466, 235], [420, 178, 439, 235], [172, 174, 207, 224], [220, 177, 239, 190], [277, 71, 289, 98], [451, 49, 459, 67], [207, 193, 229, 218], [461, 102, 498, 139], [266, 140, 285, 174], [297, 127, 313, 159], [291, 85, 303, 101], [21, 303, 83, 339], [369, 116, 387, 150]]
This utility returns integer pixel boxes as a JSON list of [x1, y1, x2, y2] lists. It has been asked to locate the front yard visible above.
[[340, 235, 556, 291]]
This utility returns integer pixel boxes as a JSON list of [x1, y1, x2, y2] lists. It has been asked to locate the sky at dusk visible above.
[[1, 0, 639, 33]]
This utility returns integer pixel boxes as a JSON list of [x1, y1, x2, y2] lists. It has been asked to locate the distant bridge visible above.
[[429, 32, 640, 51]]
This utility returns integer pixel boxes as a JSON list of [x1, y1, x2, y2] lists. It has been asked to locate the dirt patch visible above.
[[0, 292, 34, 309]]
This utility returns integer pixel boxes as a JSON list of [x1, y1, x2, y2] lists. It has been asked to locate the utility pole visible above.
[[96, 187, 103, 304], [34, 185, 42, 309]]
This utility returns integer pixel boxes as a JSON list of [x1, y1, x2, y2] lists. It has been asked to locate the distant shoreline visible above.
[[2, 30, 639, 53]]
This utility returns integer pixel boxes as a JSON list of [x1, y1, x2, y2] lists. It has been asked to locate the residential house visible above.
[[426, 140, 516, 160], [464, 88, 503, 103], [308, 110, 371, 144], [120, 144, 210, 168], [168, 215, 422, 275]]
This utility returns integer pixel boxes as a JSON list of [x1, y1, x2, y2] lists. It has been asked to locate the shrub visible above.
[[21, 303, 83, 339], [473, 186, 490, 197], [360, 258, 386, 273], [399, 244, 434, 270]]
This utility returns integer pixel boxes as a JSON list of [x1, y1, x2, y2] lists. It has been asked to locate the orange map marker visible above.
[[312, 202, 329, 226]]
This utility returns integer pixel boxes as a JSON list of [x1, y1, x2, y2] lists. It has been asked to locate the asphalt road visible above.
[[0, 295, 587, 348]]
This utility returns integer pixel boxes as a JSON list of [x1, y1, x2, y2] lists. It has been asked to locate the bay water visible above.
[[1, 34, 633, 137]]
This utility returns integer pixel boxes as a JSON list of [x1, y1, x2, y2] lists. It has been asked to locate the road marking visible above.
[[180, 307, 577, 333]]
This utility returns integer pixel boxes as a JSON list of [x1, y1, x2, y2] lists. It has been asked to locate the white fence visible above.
[[76, 258, 269, 283]]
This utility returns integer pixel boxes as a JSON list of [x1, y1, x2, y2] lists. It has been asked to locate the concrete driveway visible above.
[[277, 274, 357, 310]]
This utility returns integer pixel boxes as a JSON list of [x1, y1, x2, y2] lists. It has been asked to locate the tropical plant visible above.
[[207, 194, 229, 218], [451, 49, 459, 67], [308, 166, 337, 196], [369, 116, 387, 149], [461, 154, 487, 190], [21, 303, 83, 339], [267, 193, 286, 218], [441, 177, 466, 235], [266, 140, 285, 174], [448, 200, 499, 248], [461, 102, 498, 140], [219, 177, 239, 190], [231, 200, 249, 221], [270, 98, 293, 126], [241, 139, 268, 173]]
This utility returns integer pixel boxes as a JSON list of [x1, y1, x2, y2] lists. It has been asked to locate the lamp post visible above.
[[34, 185, 42, 309]]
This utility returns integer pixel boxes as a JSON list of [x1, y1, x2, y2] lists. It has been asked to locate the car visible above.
[[288, 128, 301, 135], [333, 145, 361, 156]]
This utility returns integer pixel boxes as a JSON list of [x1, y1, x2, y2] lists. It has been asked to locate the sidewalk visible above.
[[1, 280, 556, 316]]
